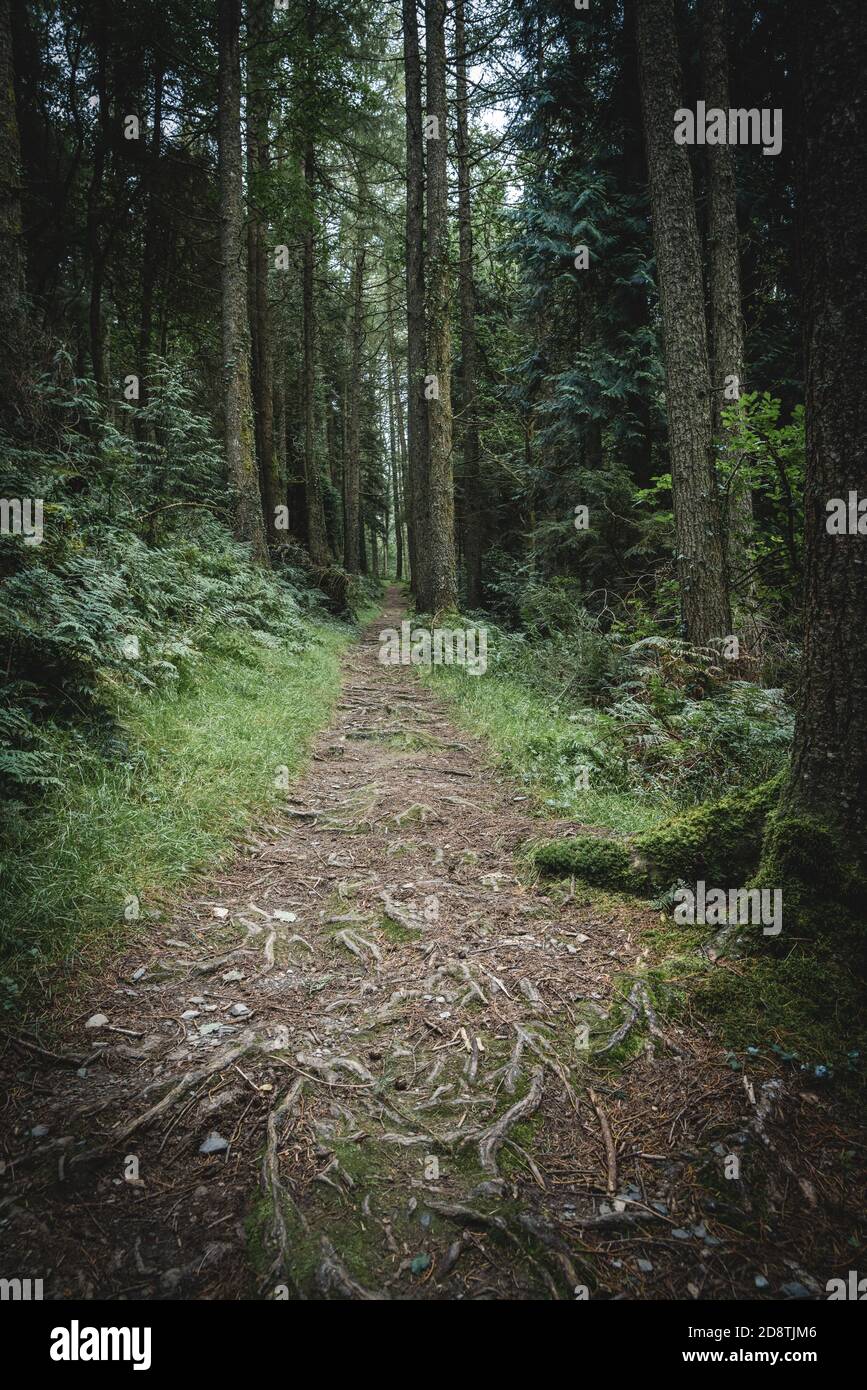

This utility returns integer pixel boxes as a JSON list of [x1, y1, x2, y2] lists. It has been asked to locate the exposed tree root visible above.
[[110, 1033, 258, 1146], [593, 980, 682, 1058], [478, 1067, 544, 1174], [260, 1078, 306, 1289]]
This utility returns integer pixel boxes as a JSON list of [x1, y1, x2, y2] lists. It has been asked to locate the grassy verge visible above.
[[417, 661, 668, 835], [0, 613, 366, 1014], [420, 642, 865, 1105]]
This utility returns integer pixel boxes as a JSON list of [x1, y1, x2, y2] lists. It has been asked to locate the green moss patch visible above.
[[531, 773, 784, 895]]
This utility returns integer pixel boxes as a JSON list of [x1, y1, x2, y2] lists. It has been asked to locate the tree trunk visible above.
[[637, 0, 730, 645], [386, 275, 413, 580], [700, 0, 753, 588], [454, 0, 482, 609], [0, 0, 29, 427], [218, 0, 269, 563], [391, 355, 410, 576], [768, 0, 867, 873], [619, 0, 654, 490], [138, 55, 163, 415], [421, 0, 458, 612], [343, 241, 365, 573], [246, 0, 280, 540], [301, 142, 331, 565], [86, 2, 110, 390], [387, 359, 404, 579], [402, 0, 428, 598]]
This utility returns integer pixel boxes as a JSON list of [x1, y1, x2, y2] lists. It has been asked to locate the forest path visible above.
[[1, 588, 849, 1300]]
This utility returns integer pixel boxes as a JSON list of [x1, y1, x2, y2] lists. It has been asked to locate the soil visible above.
[[1, 588, 863, 1301]]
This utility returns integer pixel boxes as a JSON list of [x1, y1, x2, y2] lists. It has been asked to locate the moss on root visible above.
[[532, 773, 784, 894], [532, 834, 646, 893]]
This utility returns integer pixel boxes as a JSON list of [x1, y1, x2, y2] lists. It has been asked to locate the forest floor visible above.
[[1, 586, 863, 1301]]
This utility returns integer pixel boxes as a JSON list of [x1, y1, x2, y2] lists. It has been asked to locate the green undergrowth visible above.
[[640, 920, 866, 1110], [418, 659, 665, 835], [0, 614, 360, 1013]]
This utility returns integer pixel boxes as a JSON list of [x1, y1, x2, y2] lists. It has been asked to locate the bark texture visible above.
[[421, 0, 458, 612], [218, 0, 269, 563], [246, 0, 280, 540], [402, 0, 428, 598], [784, 0, 867, 857], [700, 0, 753, 585], [637, 0, 730, 644], [301, 140, 331, 565], [454, 0, 482, 609], [343, 240, 365, 574]]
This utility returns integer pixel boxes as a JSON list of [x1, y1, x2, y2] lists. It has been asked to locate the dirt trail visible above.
[[1, 588, 859, 1300]]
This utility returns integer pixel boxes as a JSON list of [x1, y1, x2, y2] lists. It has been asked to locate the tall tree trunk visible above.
[[358, 496, 368, 574], [402, 0, 428, 598], [246, 0, 280, 540], [391, 354, 410, 572], [762, 0, 867, 884], [701, 0, 753, 590], [273, 364, 286, 498], [370, 519, 379, 577], [619, 0, 654, 489], [343, 241, 365, 573], [637, 0, 730, 645], [301, 142, 331, 565], [0, 0, 29, 427], [386, 275, 414, 580], [86, 2, 110, 390], [454, 0, 482, 608], [387, 359, 404, 579], [138, 54, 163, 415], [218, 0, 269, 563], [422, 0, 458, 612]]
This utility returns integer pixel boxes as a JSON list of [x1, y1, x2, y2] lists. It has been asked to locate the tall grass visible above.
[[0, 621, 350, 1011], [418, 663, 670, 835]]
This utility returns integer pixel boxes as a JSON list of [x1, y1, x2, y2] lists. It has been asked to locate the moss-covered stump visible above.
[[531, 773, 785, 894]]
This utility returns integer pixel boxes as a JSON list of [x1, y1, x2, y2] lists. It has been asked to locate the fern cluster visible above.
[[0, 366, 318, 814], [469, 604, 793, 807]]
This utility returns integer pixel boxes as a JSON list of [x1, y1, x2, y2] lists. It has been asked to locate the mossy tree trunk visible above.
[[420, 0, 458, 613], [301, 138, 331, 566], [637, 0, 731, 646], [246, 0, 281, 544]]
